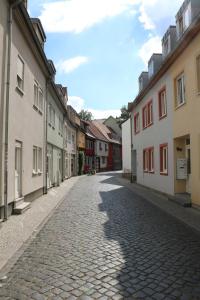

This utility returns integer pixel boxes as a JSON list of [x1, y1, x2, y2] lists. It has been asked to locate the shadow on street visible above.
[[99, 174, 200, 299]]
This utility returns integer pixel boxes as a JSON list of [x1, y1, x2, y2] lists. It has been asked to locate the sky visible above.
[[28, 0, 183, 119]]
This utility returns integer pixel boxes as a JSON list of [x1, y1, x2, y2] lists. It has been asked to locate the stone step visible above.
[[14, 197, 25, 208], [13, 202, 31, 215], [168, 194, 192, 208]]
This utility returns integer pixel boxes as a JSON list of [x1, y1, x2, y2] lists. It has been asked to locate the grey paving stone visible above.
[[1, 173, 200, 300]]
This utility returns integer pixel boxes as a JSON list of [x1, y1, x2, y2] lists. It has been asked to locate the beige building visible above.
[[172, 0, 200, 207], [0, 1, 53, 217]]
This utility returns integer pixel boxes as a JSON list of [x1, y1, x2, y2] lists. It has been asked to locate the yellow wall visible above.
[[77, 131, 85, 149], [171, 31, 200, 206]]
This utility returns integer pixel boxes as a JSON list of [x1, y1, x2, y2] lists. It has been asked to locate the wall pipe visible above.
[[4, 0, 23, 221]]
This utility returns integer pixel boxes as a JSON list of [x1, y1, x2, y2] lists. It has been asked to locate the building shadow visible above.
[[99, 178, 200, 299]]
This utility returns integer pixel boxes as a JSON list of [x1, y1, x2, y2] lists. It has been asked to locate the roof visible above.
[[87, 122, 108, 142], [92, 121, 121, 144], [128, 12, 200, 112]]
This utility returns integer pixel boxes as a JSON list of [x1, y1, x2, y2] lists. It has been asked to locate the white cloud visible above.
[[89, 109, 120, 119], [68, 96, 85, 112], [138, 35, 162, 66], [68, 96, 120, 118], [138, 0, 183, 30], [56, 56, 89, 74], [39, 0, 137, 33]]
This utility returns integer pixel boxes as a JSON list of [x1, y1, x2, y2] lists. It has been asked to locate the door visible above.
[[47, 146, 53, 188], [15, 141, 22, 199], [95, 157, 100, 172], [132, 150, 137, 177], [186, 145, 191, 193]]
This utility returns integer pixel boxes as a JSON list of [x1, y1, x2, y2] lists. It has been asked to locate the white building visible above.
[[122, 119, 131, 178], [64, 120, 77, 179], [130, 57, 174, 195], [0, 3, 53, 216]]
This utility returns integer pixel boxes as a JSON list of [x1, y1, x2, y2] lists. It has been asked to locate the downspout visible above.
[[4, 0, 23, 221], [130, 115, 133, 183], [44, 79, 50, 194]]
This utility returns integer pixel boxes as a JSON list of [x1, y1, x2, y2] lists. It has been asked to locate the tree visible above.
[[117, 105, 129, 125], [79, 110, 93, 121]]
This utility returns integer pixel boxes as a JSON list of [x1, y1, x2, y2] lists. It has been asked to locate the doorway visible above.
[[186, 144, 191, 194], [15, 141, 22, 199]]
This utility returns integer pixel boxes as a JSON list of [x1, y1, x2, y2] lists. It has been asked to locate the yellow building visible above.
[[171, 1, 200, 207]]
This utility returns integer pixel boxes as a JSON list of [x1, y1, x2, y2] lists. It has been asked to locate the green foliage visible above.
[[79, 109, 93, 121]]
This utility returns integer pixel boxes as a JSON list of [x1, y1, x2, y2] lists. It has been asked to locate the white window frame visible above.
[[38, 88, 43, 113], [33, 146, 43, 175], [17, 55, 24, 92], [160, 145, 168, 175], [159, 89, 167, 118], [176, 73, 185, 107]]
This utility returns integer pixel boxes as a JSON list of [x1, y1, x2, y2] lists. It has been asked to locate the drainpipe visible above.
[[44, 79, 50, 194], [4, 0, 23, 221], [130, 115, 133, 183]]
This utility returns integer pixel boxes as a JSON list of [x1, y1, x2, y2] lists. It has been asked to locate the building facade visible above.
[[122, 119, 131, 178]]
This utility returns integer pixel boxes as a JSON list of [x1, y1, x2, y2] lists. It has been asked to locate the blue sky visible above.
[[28, 0, 183, 118]]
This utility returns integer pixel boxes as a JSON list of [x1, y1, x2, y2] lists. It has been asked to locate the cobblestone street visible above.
[[1, 172, 200, 300]]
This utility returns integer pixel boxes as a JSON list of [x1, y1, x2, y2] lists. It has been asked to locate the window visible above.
[[99, 142, 102, 151], [176, 73, 185, 107], [177, 3, 191, 38], [178, 16, 184, 37], [17, 56, 24, 91], [148, 148, 154, 173], [148, 101, 153, 125], [59, 117, 63, 136], [102, 157, 105, 164], [34, 81, 43, 113], [68, 131, 71, 143], [143, 147, 154, 173], [34, 81, 38, 107], [38, 89, 43, 112], [33, 146, 42, 175], [143, 149, 149, 172], [134, 113, 140, 134], [163, 36, 170, 57], [38, 148, 42, 173], [142, 106, 148, 129], [105, 144, 108, 151], [72, 134, 75, 148], [197, 55, 200, 93], [160, 144, 168, 175], [148, 61, 154, 78], [49, 105, 55, 128], [142, 100, 153, 129], [158, 88, 167, 119], [33, 146, 37, 174]]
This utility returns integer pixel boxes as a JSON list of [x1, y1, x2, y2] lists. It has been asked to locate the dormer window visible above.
[[148, 61, 154, 78], [177, 2, 191, 38], [163, 36, 170, 57]]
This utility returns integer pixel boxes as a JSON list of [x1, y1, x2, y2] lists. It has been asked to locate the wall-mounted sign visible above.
[[176, 158, 187, 180]]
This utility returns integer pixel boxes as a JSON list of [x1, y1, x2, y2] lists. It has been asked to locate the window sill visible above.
[[33, 104, 38, 111], [16, 86, 24, 96], [149, 170, 155, 174], [159, 114, 167, 120], [32, 171, 38, 176], [135, 130, 140, 135], [175, 102, 186, 110], [160, 171, 168, 176]]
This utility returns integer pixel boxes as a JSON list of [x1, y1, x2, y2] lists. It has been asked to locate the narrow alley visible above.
[[1, 173, 200, 300]]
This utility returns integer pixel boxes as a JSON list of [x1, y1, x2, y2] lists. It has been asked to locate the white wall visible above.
[[122, 119, 131, 174], [132, 73, 174, 195], [95, 140, 109, 157], [0, 0, 8, 207], [7, 18, 47, 203]]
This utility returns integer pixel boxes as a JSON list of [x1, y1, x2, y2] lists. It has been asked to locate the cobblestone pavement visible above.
[[1, 172, 200, 300]]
